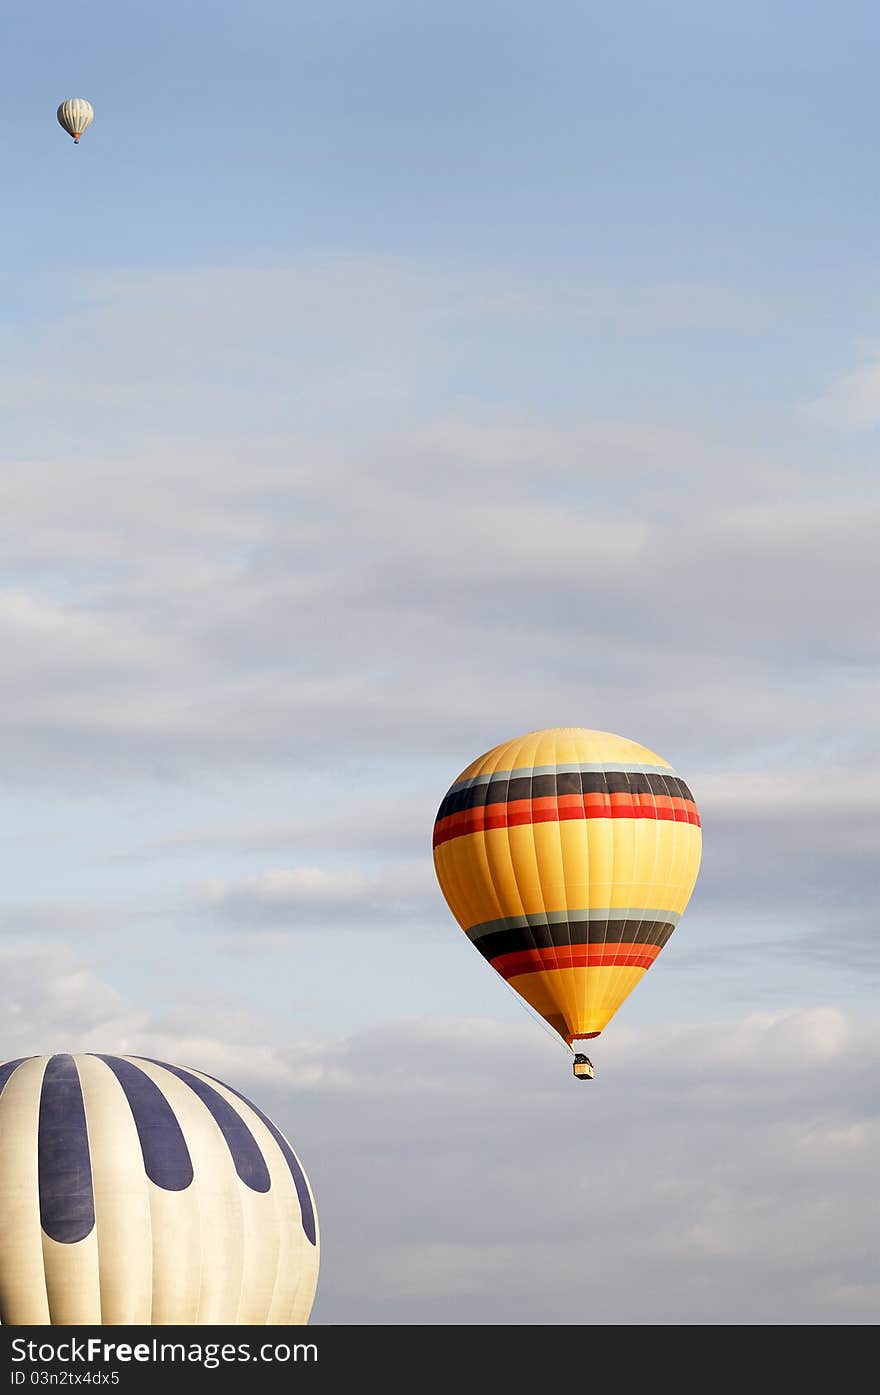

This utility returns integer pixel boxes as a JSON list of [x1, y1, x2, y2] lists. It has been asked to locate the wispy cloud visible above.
[[4, 942, 879, 1324], [203, 862, 433, 928], [802, 348, 880, 427]]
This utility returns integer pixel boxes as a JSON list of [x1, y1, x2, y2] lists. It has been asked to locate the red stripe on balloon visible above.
[[490, 943, 662, 978], [433, 794, 700, 848]]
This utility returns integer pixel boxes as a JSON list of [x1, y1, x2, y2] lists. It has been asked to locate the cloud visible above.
[[0, 901, 121, 939], [203, 862, 434, 928], [3, 933, 878, 1324], [802, 350, 880, 427], [0, 259, 873, 805], [0, 941, 313, 1086], [0, 416, 873, 787], [0, 263, 768, 453], [262, 1007, 880, 1324], [0, 256, 875, 1326], [135, 796, 433, 860], [0, 943, 143, 1050]]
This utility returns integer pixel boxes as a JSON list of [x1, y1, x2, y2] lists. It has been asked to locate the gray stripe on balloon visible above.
[[139, 1059, 271, 1193], [0, 1057, 31, 1096], [93, 1055, 194, 1191], [38, 1055, 95, 1244], [203, 1072, 318, 1246]]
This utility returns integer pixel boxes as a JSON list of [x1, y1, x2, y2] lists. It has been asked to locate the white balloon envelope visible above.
[[57, 98, 94, 144], [0, 1053, 320, 1324]]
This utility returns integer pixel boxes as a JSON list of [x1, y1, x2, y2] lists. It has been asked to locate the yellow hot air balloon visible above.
[[0, 1053, 319, 1323], [433, 728, 702, 1078], [56, 98, 94, 144]]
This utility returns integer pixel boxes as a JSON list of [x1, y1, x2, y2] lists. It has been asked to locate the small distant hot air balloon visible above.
[[0, 1053, 319, 1324], [433, 727, 702, 1079], [56, 98, 94, 144]]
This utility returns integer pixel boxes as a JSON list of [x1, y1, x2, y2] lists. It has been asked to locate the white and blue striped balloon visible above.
[[0, 1054, 319, 1325]]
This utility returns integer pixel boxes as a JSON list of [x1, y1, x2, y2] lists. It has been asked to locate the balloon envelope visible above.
[[433, 727, 702, 1045], [0, 1053, 319, 1324], [56, 98, 94, 142]]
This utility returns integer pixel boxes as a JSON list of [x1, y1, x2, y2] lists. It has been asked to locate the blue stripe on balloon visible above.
[[204, 1073, 317, 1246], [0, 1058, 31, 1095], [38, 1055, 95, 1244], [94, 1056, 194, 1191], [141, 1059, 271, 1194]]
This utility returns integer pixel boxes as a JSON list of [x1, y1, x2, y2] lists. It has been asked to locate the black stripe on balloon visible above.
[[202, 1072, 317, 1247], [141, 1060, 271, 1194], [436, 771, 696, 821], [94, 1056, 193, 1191], [470, 919, 677, 960], [0, 1057, 31, 1094], [38, 1055, 95, 1244]]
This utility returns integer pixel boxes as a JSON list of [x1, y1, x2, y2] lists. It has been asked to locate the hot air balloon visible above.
[[56, 98, 94, 144], [433, 728, 702, 1079], [0, 1053, 319, 1324]]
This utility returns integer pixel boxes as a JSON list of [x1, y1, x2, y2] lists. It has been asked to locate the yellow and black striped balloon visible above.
[[433, 728, 702, 1045], [0, 1054, 319, 1325]]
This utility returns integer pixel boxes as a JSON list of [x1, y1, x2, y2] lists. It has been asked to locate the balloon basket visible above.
[[572, 1054, 594, 1081]]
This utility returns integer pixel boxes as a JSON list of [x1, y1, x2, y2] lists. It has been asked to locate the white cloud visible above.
[[0, 941, 320, 1086], [270, 1008, 880, 1323], [203, 861, 433, 927], [3, 936, 878, 1324], [0, 256, 875, 1325], [138, 796, 433, 859], [803, 350, 880, 426], [0, 261, 873, 798], [697, 768, 880, 817], [0, 943, 144, 1051], [0, 902, 121, 939]]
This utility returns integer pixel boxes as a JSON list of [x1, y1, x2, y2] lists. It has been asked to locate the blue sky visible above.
[[0, 1, 878, 1323], [7, 2, 880, 278]]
